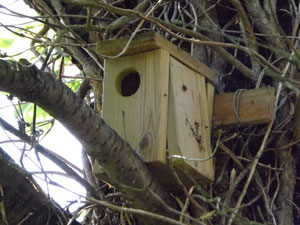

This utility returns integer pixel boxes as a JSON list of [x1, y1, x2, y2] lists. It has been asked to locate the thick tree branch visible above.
[[0, 59, 178, 224], [0, 147, 82, 225], [0, 117, 102, 200], [244, 0, 287, 52]]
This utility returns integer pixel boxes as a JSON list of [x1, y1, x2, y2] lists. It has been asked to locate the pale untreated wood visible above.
[[168, 57, 214, 183], [103, 49, 169, 163], [97, 32, 214, 81], [213, 87, 275, 127], [206, 82, 215, 132], [100, 33, 216, 186]]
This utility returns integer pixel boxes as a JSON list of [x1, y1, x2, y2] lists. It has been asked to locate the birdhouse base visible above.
[[146, 161, 212, 193]]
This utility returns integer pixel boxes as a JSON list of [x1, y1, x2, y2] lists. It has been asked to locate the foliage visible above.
[[0, 37, 14, 49]]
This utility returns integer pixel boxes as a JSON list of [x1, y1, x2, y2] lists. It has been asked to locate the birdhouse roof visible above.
[[96, 32, 214, 81]]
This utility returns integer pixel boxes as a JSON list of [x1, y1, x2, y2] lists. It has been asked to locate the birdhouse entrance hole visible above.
[[116, 69, 141, 97]]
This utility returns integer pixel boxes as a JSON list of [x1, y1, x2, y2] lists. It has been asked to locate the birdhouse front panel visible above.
[[103, 49, 170, 163], [168, 56, 214, 183]]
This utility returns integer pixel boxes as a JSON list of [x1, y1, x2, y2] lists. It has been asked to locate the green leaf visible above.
[[200, 210, 216, 220], [17, 103, 51, 121], [0, 37, 14, 49], [66, 79, 81, 92]]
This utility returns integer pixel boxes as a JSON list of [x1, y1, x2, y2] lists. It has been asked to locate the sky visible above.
[[0, 0, 86, 211]]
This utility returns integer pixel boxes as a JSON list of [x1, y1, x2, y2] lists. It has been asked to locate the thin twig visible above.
[[87, 197, 186, 225], [227, 52, 292, 225]]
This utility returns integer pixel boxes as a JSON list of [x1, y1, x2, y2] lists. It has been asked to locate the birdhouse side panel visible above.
[[102, 49, 169, 163], [198, 74, 214, 179], [168, 56, 214, 181], [206, 82, 215, 133]]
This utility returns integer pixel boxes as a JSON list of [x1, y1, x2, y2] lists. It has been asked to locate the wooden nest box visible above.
[[97, 32, 216, 188]]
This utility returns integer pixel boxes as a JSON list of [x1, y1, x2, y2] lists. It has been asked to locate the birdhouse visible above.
[[96, 32, 215, 188]]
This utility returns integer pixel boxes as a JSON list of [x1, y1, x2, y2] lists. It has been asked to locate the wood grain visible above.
[[97, 32, 214, 81], [103, 49, 169, 163], [213, 87, 275, 127], [206, 82, 215, 133], [168, 56, 214, 183]]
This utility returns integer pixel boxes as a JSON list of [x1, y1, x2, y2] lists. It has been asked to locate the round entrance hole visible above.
[[116, 70, 141, 97]]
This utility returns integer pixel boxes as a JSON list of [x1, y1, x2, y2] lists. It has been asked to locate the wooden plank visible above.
[[155, 49, 170, 163], [97, 32, 158, 56], [213, 88, 275, 127], [206, 83, 215, 132], [154, 34, 215, 82], [97, 32, 214, 81], [198, 75, 214, 181], [168, 56, 214, 183], [103, 49, 169, 163]]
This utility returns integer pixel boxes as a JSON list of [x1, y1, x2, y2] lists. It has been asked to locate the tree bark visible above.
[[0, 147, 81, 225], [0, 59, 178, 224], [275, 133, 297, 225]]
